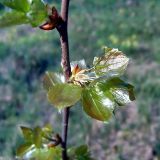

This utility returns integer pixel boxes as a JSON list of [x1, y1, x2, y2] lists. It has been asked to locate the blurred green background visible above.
[[0, 0, 160, 159]]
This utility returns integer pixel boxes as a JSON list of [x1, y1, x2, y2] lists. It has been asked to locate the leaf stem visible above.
[[57, 0, 71, 159]]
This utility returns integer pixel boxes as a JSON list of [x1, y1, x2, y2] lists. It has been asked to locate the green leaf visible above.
[[0, 0, 30, 13], [16, 142, 33, 157], [89, 71, 119, 87], [17, 125, 62, 160], [17, 147, 57, 160], [20, 126, 33, 142], [93, 47, 129, 77], [0, 0, 48, 28], [33, 127, 43, 148], [43, 71, 64, 91], [0, 11, 29, 28], [48, 83, 82, 110], [82, 84, 115, 121], [25, 147, 62, 160], [106, 78, 135, 105], [27, 0, 48, 27]]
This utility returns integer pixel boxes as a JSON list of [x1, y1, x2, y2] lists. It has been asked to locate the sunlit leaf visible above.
[[0, 11, 29, 28], [89, 70, 119, 87], [93, 47, 129, 76], [20, 126, 33, 142], [43, 71, 64, 91], [17, 125, 62, 160], [82, 84, 115, 121], [105, 77, 135, 105], [16, 142, 33, 157], [27, 0, 48, 27], [48, 83, 82, 110], [25, 147, 62, 160], [0, 0, 30, 12]]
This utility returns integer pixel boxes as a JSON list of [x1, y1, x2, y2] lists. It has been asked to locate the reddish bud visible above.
[[39, 22, 56, 30], [39, 6, 62, 31]]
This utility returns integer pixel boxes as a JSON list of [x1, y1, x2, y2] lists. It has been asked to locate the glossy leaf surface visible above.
[[17, 146, 62, 160], [105, 77, 135, 106], [82, 84, 115, 121], [48, 83, 82, 110], [93, 47, 129, 76], [28, 147, 62, 160], [43, 71, 64, 91], [82, 77, 135, 121]]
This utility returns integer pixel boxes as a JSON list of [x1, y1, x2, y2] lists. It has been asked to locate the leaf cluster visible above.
[[17, 125, 94, 160], [0, 0, 48, 27], [16, 125, 62, 160], [43, 47, 135, 122]]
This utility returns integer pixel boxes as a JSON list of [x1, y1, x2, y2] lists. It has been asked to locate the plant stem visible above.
[[57, 0, 71, 159]]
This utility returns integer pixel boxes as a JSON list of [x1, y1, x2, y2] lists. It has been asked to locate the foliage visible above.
[[16, 125, 62, 160], [2, 0, 160, 159], [0, 1, 135, 156], [17, 125, 95, 160], [43, 47, 135, 121], [0, 0, 48, 27]]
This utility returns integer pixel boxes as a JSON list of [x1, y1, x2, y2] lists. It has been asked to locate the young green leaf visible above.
[[17, 125, 62, 160], [17, 146, 62, 160], [105, 77, 135, 106], [43, 71, 64, 91], [20, 126, 33, 142], [0, 0, 30, 13], [48, 83, 82, 110], [93, 47, 129, 77], [0, 11, 29, 28], [82, 84, 115, 121], [27, 0, 48, 27], [32, 147, 62, 160], [16, 142, 33, 157]]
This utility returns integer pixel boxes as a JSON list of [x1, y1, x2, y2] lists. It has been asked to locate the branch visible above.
[[57, 0, 71, 159]]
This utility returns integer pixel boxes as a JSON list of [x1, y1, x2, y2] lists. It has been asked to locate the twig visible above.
[[57, 0, 71, 159]]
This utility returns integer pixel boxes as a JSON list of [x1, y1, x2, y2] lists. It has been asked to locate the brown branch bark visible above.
[[57, 0, 71, 159]]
